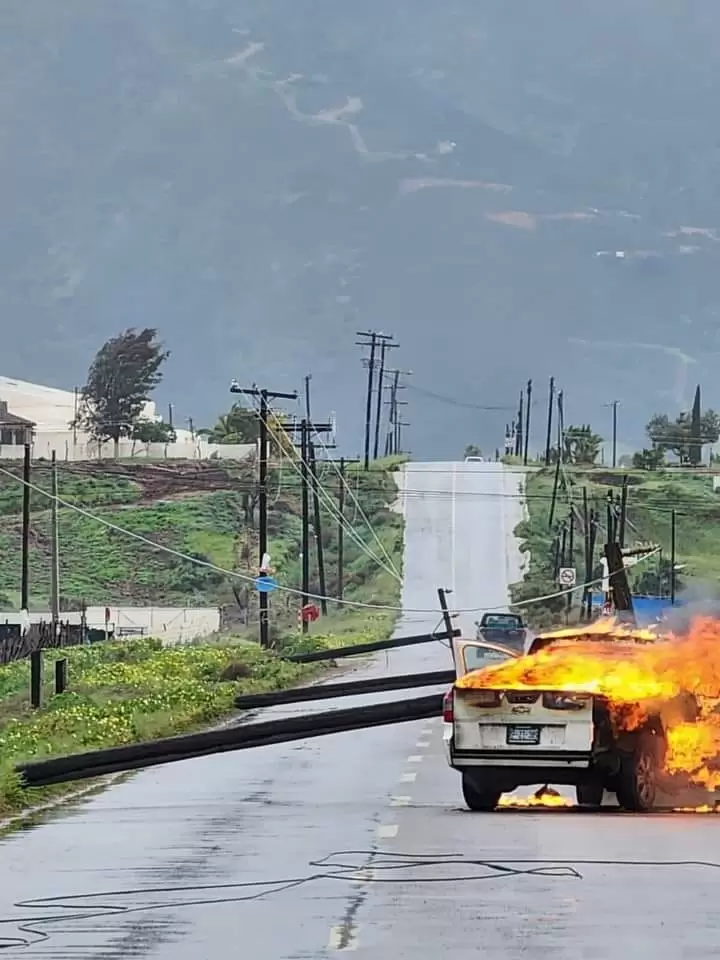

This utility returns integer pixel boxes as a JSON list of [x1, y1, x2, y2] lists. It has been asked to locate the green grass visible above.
[[0, 457, 404, 617], [511, 465, 720, 626], [0, 637, 318, 817], [0, 456, 407, 817]]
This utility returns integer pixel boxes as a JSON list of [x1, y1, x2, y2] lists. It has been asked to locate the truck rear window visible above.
[[463, 646, 515, 673]]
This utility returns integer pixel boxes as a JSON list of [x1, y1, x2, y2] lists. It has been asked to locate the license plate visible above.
[[506, 725, 542, 746]]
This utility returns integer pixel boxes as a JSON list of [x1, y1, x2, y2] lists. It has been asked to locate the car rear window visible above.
[[482, 614, 521, 628]]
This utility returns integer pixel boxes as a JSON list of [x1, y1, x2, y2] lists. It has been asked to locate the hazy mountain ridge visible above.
[[2, 1, 720, 455]]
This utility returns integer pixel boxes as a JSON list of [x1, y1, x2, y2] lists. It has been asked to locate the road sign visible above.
[[254, 575, 278, 594], [558, 567, 577, 587]]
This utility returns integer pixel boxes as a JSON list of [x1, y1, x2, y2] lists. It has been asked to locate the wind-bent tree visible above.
[[74, 328, 169, 455]]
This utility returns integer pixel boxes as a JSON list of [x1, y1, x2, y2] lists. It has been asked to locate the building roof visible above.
[[0, 400, 35, 427]]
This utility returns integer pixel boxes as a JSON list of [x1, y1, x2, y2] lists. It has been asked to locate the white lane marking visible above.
[[391, 795, 411, 807], [377, 824, 399, 839], [400, 772, 417, 783], [407, 754, 424, 763], [328, 926, 359, 951], [415, 739, 431, 748]]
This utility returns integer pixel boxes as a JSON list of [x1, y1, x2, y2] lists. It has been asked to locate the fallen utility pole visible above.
[[17, 693, 444, 788], [235, 668, 455, 709], [284, 625, 461, 663], [230, 382, 298, 648]]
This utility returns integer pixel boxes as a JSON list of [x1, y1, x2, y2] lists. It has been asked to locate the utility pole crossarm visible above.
[[230, 382, 298, 402]]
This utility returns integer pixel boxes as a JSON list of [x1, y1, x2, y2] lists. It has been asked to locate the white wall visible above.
[[0, 375, 255, 461], [0, 432, 254, 461], [1, 606, 221, 645]]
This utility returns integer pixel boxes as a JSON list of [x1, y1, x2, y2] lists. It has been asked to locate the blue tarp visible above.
[[590, 594, 685, 626]]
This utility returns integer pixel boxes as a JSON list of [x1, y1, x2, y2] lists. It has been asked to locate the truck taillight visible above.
[[442, 689, 454, 723], [542, 692, 590, 711], [467, 689, 503, 707]]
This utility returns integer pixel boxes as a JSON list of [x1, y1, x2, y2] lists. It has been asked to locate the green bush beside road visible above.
[[0, 625, 393, 818], [511, 466, 720, 627]]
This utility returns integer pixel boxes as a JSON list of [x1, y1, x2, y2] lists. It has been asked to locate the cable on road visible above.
[[2, 852, 720, 950]]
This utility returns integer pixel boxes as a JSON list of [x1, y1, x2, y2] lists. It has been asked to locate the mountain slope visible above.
[[2, 1, 720, 455]]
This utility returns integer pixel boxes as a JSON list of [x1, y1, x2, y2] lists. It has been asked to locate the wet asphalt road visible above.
[[1, 462, 719, 959]]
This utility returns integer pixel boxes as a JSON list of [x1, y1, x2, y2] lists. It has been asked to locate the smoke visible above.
[[660, 580, 720, 634]]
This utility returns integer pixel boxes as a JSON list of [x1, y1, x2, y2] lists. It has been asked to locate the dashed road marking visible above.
[[415, 738, 431, 748], [400, 772, 417, 783], [377, 824, 399, 839], [328, 926, 359, 951], [407, 754, 424, 763], [391, 795, 411, 807]]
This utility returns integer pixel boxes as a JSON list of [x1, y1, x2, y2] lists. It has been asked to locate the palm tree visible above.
[[563, 424, 602, 464]]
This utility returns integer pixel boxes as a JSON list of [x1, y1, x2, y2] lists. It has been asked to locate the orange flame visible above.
[[499, 787, 573, 809], [458, 616, 720, 790]]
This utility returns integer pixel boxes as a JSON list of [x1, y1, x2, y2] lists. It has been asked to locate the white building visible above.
[[0, 375, 253, 462]]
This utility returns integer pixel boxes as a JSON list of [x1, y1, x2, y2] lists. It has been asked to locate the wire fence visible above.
[[0, 620, 110, 666]]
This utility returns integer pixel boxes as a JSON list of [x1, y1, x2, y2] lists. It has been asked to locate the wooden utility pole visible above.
[[384, 368, 409, 456], [230, 382, 297, 648], [566, 509, 574, 616], [285, 415, 335, 624], [357, 331, 394, 469], [337, 458, 346, 604], [618, 475, 629, 548], [21, 443, 31, 611], [304, 376, 327, 615], [523, 378, 532, 465], [557, 389, 565, 455], [604, 541, 635, 622], [515, 389, 524, 457], [373, 339, 398, 460], [545, 376, 555, 463], [611, 400, 618, 468], [670, 509, 677, 605], [50, 450, 60, 628], [300, 420, 311, 634]]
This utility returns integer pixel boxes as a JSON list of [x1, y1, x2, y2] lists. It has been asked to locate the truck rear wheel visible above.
[[576, 780, 604, 806], [614, 733, 659, 812], [461, 772, 502, 811]]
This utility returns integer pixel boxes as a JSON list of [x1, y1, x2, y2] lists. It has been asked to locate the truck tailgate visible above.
[[452, 687, 594, 765]]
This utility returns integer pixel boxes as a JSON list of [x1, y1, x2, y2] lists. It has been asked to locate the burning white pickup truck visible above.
[[442, 622, 702, 813]]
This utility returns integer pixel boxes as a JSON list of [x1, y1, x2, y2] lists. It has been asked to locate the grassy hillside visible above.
[[511, 466, 720, 626], [0, 458, 404, 636]]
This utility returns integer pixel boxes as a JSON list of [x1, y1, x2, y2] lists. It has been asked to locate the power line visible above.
[[0, 461, 660, 614]]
